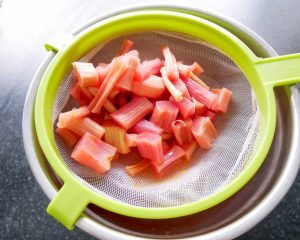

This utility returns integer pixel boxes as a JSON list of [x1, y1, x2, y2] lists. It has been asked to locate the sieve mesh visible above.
[[52, 32, 260, 208]]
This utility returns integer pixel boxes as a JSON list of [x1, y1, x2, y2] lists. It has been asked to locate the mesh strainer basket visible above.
[[34, 10, 300, 229]]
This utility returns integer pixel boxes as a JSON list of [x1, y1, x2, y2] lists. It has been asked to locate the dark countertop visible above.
[[0, 0, 299, 239]]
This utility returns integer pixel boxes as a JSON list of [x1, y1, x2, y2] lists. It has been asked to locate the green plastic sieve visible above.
[[34, 10, 300, 229]]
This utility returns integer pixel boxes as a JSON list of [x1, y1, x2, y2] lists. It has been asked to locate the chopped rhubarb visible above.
[[89, 112, 104, 125], [172, 78, 190, 98], [98, 63, 109, 67], [86, 87, 98, 97], [192, 117, 217, 150], [190, 72, 209, 90], [102, 120, 130, 154], [103, 99, 117, 113], [126, 133, 138, 147], [80, 86, 94, 99], [171, 119, 193, 146], [108, 89, 120, 99], [170, 96, 195, 119], [72, 62, 99, 87], [57, 106, 90, 128], [162, 46, 179, 80], [136, 132, 164, 164], [55, 128, 80, 147], [156, 87, 171, 101], [113, 153, 120, 161], [162, 141, 170, 153], [104, 111, 112, 120], [161, 132, 173, 140], [183, 140, 198, 161], [117, 39, 134, 56], [57, 41, 233, 178], [134, 58, 163, 81], [193, 97, 207, 115], [121, 49, 139, 58], [71, 132, 116, 173], [116, 55, 140, 91], [132, 75, 165, 98], [191, 63, 204, 76], [211, 88, 233, 114], [177, 62, 204, 79], [70, 83, 93, 106], [161, 67, 183, 102], [89, 58, 127, 113], [96, 64, 110, 86], [186, 78, 217, 109], [151, 145, 186, 177], [125, 159, 149, 176], [130, 119, 163, 135], [203, 110, 217, 121], [150, 100, 179, 133], [116, 92, 128, 108], [65, 117, 105, 139], [111, 96, 153, 130]]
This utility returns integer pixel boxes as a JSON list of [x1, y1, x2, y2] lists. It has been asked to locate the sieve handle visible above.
[[254, 53, 300, 87], [47, 183, 90, 230], [44, 32, 75, 52]]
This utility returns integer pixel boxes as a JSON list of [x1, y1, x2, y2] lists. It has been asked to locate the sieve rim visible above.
[[34, 10, 277, 227]]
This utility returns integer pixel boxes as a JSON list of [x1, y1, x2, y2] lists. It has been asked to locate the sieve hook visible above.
[[47, 182, 90, 229], [45, 32, 75, 53], [254, 53, 300, 87]]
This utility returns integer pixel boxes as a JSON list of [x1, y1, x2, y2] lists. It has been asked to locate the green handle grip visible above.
[[45, 33, 75, 52], [255, 53, 300, 87], [47, 183, 89, 230]]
